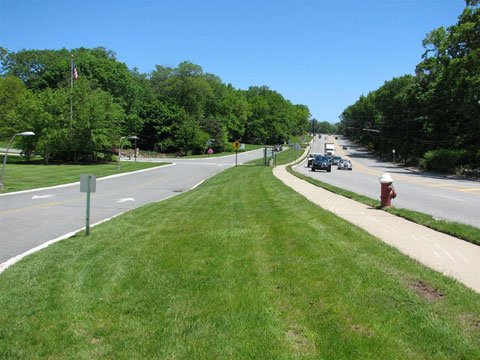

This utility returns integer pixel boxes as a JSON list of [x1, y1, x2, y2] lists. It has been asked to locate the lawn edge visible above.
[[0, 163, 173, 197]]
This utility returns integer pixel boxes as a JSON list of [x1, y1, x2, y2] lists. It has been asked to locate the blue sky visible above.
[[0, 0, 465, 122]]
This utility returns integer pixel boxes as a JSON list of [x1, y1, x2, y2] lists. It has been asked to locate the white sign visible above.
[[80, 174, 96, 193]]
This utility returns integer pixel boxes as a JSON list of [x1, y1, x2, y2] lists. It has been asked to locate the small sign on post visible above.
[[233, 140, 241, 167], [80, 174, 96, 236]]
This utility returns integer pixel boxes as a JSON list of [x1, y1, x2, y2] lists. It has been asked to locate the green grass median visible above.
[[0, 160, 168, 194], [0, 166, 479, 358]]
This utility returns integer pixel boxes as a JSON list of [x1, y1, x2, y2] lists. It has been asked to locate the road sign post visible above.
[[80, 174, 96, 236], [233, 140, 241, 167]]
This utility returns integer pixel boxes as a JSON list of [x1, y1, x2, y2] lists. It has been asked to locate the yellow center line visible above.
[[0, 197, 84, 216]]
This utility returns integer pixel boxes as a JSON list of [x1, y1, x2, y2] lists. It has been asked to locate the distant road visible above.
[[297, 135, 480, 227], [0, 149, 263, 264], [0, 148, 21, 155]]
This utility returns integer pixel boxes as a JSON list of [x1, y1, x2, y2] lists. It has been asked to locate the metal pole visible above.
[[134, 138, 137, 161], [0, 134, 18, 190], [235, 149, 238, 167], [85, 175, 91, 236], [117, 137, 125, 171], [70, 55, 73, 129]]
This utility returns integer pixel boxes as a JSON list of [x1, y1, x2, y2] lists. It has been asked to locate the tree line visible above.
[[0, 48, 310, 162], [340, 0, 480, 173]]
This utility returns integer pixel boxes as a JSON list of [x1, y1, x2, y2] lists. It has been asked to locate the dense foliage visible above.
[[340, 1, 480, 172], [310, 119, 338, 135], [0, 48, 310, 162]]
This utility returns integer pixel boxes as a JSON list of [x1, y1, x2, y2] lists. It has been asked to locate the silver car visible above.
[[337, 159, 352, 170]]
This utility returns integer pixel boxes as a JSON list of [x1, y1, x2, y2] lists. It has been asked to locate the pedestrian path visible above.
[[273, 164, 480, 293]]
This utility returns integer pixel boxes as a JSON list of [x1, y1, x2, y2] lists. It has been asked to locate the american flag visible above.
[[73, 63, 78, 80]]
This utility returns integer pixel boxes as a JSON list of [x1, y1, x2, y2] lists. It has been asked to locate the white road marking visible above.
[[0, 211, 126, 274], [435, 194, 466, 202], [191, 180, 204, 190], [32, 194, 55, 199], [117, 198, 135, 203]]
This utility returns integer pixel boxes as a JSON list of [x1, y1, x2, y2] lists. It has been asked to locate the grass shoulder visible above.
[[287, 164, 480, 246], [0, 160, 169, 194]]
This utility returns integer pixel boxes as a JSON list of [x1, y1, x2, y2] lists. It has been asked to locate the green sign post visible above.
[[80, 174, 96, 236]]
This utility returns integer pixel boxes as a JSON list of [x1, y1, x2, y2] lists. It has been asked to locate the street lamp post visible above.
[[131, 135, 138, 162], [117, 135, 138, 170], [0, 131, 35, 190]]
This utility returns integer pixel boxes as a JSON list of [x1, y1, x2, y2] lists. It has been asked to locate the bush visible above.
[[420, 148, 479, 173]]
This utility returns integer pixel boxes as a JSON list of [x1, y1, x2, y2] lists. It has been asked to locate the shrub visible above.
[[420, 148, 477, 173]]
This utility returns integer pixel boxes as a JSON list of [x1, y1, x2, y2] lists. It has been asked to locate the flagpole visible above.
[[70, 55, 73, 129]]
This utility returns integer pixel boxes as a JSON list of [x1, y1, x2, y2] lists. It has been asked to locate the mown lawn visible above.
[[0, 160, 168, 193], [0, 166, 479, 359]]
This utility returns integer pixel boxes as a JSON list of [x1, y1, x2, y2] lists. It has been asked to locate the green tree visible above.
[[174, 114, 209, 155], [0, 75, 29, 137]]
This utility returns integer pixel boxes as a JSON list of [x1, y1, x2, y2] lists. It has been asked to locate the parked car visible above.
[[273, 144, 283, 152], [332, 156, 342, 165], [337, 159, 352, 170], [307, 153, 319, 167], [342, 145, 348, 150], [311, 155, 332, 172]]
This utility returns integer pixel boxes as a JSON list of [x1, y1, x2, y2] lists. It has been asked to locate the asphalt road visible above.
[[0, 149, 264, 264], [297, 135, 480, 228]]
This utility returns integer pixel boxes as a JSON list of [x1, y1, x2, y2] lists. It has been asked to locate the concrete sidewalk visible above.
[[273, 164, 480, 293]]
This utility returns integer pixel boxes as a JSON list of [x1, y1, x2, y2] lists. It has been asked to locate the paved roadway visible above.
[[297, 135, 480, 228], [0, 149, 263, 264]]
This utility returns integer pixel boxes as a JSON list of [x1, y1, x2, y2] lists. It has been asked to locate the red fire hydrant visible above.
[[379, 172, 396, 207]]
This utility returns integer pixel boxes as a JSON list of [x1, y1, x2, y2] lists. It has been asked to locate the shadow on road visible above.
[[343, 142, 479, 184]]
